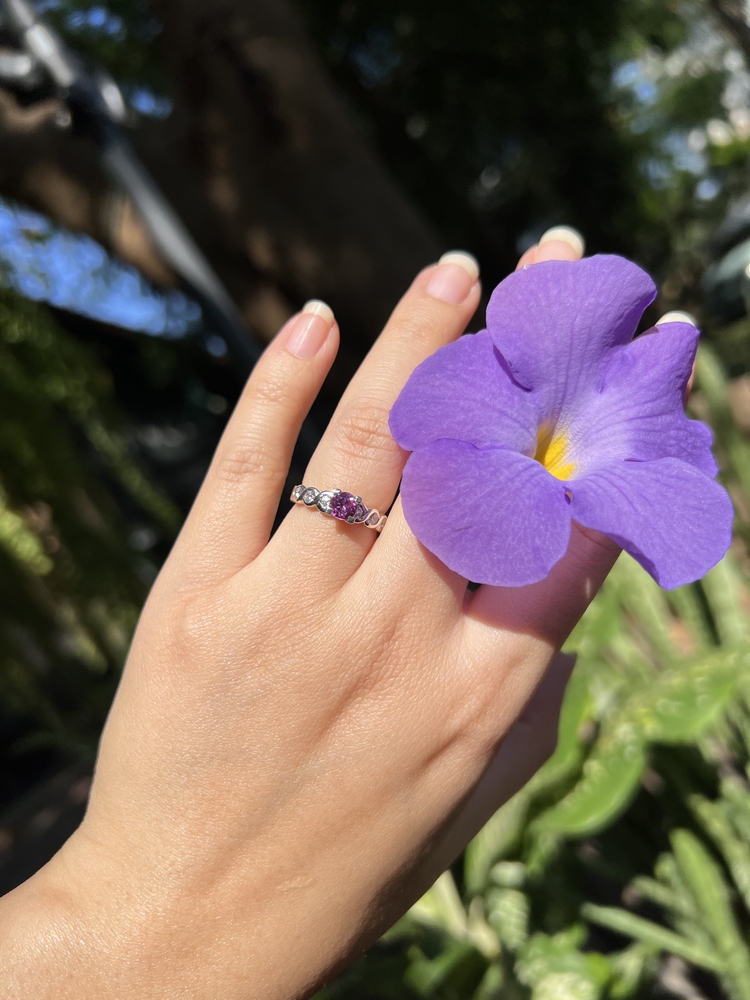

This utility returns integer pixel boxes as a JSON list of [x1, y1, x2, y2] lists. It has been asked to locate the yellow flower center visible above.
[[534, 424, 576, 481]]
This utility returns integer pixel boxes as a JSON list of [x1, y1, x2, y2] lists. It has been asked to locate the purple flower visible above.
[[389, 255, 733, 588]]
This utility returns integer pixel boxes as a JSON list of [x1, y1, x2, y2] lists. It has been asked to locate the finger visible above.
[[515, 245, 538, 269], [431, 652, 576, 873], [656, 311, 698, 402], [281, 252, 481, 578], [367, 496, 470, 623], [169, 302, 339, 583], [516, 226, 586, 269], [535, 226, 585, 263]]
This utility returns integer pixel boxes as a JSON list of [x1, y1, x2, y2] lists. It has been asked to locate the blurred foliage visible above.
[[40, 0, 167, 98], [295, 0, 747, 302], [298, 0, 646, 271], [0, 287, 178, 764]]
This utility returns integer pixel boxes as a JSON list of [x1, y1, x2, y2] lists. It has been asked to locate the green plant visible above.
[[0, 289, 178, 756]]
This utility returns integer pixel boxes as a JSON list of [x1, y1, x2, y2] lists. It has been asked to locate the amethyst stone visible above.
[[330, 492, 359, 521]]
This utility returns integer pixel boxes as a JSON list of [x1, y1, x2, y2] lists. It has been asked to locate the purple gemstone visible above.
[[330, 492, 359, 521]]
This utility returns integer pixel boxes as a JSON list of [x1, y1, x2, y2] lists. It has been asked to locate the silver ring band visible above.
[[290, 485, 387, 532]]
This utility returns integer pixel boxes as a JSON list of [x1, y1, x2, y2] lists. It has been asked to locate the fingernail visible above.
[[538, 226, 585, 257], [656, 310, 698, 327], [285, 300, 334, 358], [425, 251, 480, 305]]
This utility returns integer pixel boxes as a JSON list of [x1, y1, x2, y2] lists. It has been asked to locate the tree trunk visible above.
[[0, 0, 440, 355], [707, 0, 750, 65]]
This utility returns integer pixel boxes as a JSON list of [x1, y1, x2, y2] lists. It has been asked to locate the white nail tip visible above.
[[656, 311, 698, 327], [302, 299, 334, 323], [437, 251, 480, 282], [538, 226, 586, 256]]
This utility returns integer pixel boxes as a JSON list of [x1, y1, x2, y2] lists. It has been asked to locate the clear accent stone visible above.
[[291, 485, 305, 501], [317, 491, 335, 513], [303, 488, 319, 505], [365, 511, 380, 526]]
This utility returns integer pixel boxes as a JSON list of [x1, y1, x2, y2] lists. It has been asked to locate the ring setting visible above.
[[290, 485, 387, 532]]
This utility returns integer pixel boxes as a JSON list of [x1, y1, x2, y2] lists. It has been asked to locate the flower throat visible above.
[[534, 424, 575, 481]]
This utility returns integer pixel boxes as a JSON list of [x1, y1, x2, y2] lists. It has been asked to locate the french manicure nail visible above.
[[538, 226, 586, 257], [656, 310, 698, 327], [425, 250, 480, 305], [286, 300, 334, 359]]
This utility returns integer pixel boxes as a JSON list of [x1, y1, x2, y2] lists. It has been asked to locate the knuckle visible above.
[[332, 398, 395, 464], [215, 438, 273, 484], [401, 309, 441, 346], [245, 372, 290, 408], [392, 301, 455, 347], [153, 588, 221, 668]]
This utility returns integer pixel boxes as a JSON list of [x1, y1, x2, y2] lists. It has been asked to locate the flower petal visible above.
[[401, 440, 572, 586], [569, 459, 733, 589], [389, 331, 537, 453], [486, 255, 657, 422], [569, 321, 717, 478]]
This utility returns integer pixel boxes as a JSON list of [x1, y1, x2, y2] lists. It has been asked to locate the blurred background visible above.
[[6, 1, 750, 997]]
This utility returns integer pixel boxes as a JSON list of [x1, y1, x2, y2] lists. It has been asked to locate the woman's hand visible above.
[[2, 230, 619, 1000]]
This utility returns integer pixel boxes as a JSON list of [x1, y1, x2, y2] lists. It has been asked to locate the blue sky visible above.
[[0, 198, 199, 336]]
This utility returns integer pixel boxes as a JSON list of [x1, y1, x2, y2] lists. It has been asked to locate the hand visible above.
[[1, 230, 619, 1000]]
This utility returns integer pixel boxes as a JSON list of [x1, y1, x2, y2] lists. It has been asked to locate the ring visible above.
[[290, 485, 387, 532]]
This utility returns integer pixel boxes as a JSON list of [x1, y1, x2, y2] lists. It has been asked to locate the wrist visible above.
[[0, 847, 88, 999], [0, 830, 172, 1000], [0, 824, 342, 1000]]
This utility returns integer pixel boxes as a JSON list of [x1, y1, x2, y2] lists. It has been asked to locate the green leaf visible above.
[[409, 871, 468, 941], [472, 962, 504, 1000], [532, 727, 645, 837], [526, 659, 592, 795], [0, 494, 52, 575], [531, 650, 741, 839], [702, 559, 748, 647], [631, 649, 741, 743], [629, 876, 689, 917], [464, 790, 530, 895], [610, 554, 677, 662], [515, 928, 611, 999], [581, 904, 721, 972], [690, 794, 750, 914], [404, 940, 484, 997], [486, 888, 529, 951], [652, 853, 711, 945], [668, 583, 714, 652], [608, 944, 657, 1000], [489, 861, 526, 888], [721, 777, 750, 844], [565, 572, 623, 657], [671, 828, 750, 1000]]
